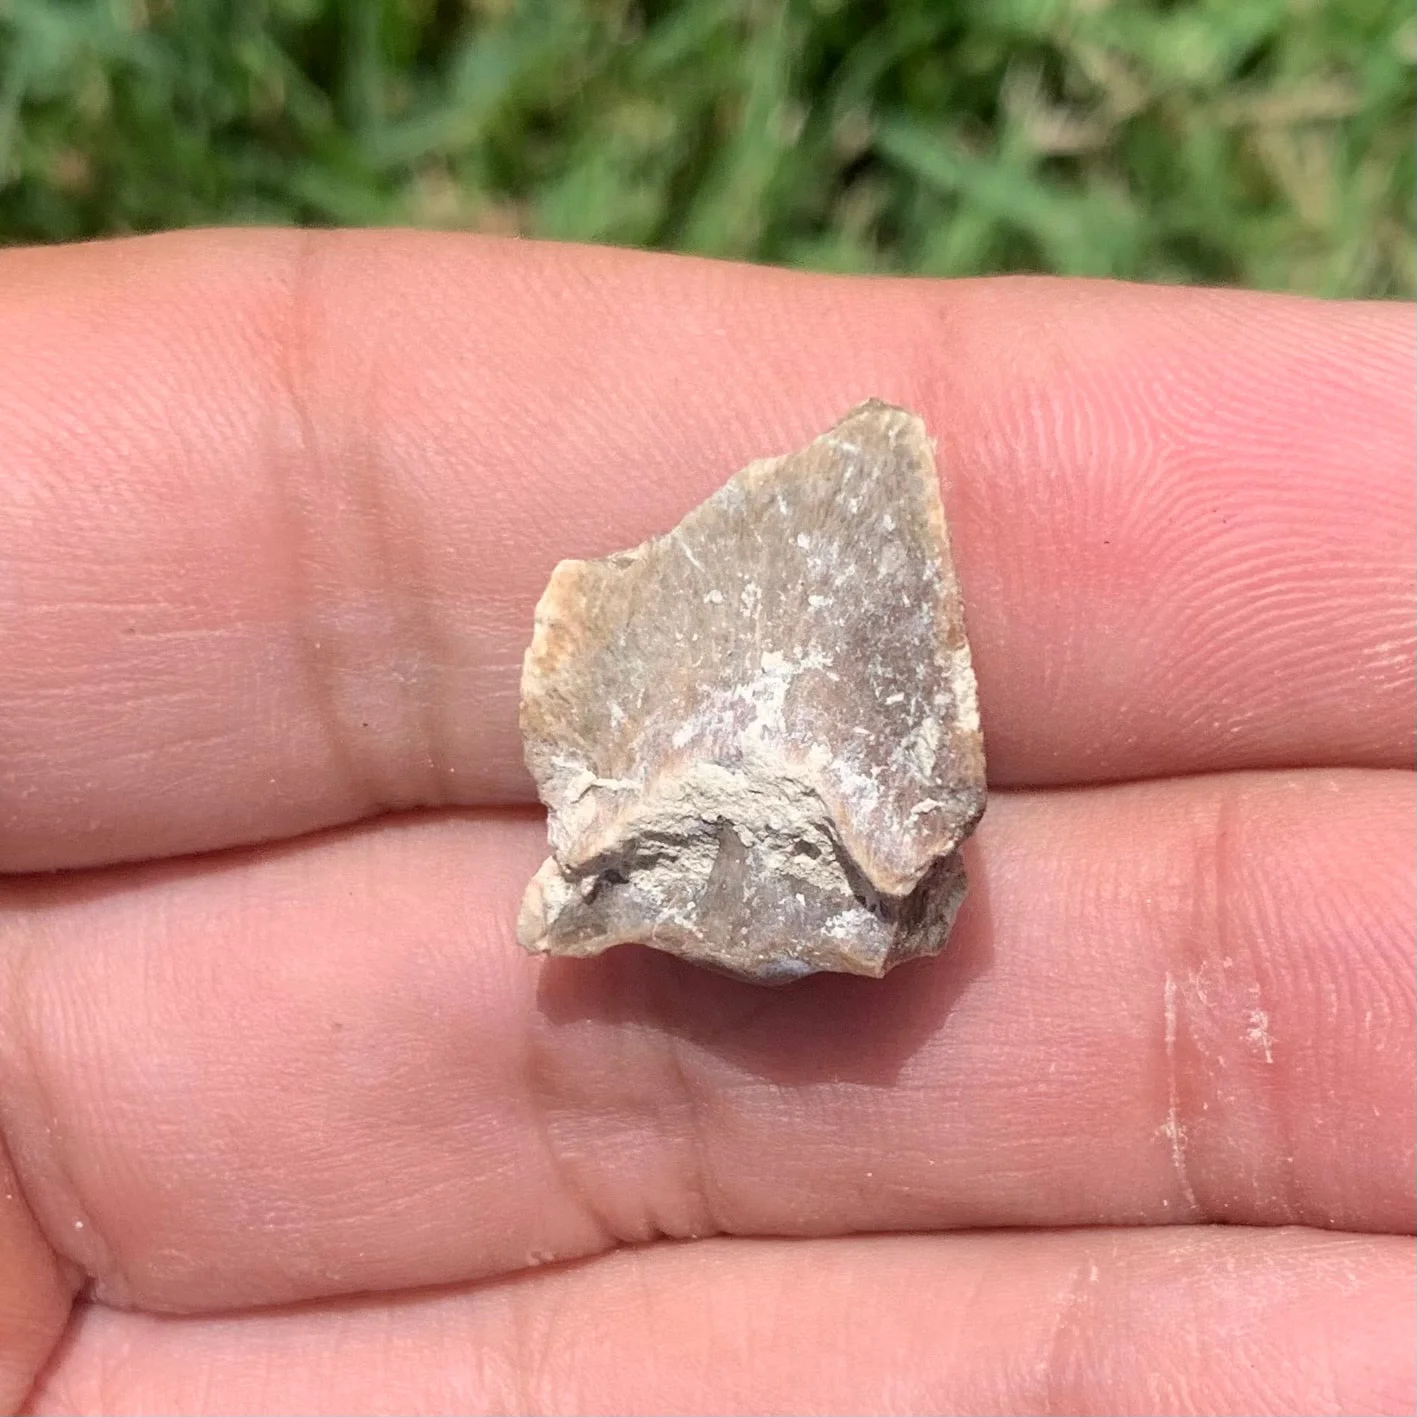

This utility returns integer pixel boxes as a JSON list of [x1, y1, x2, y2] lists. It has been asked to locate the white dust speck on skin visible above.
[[1364, 1007, 1388, 1052], [1159, 973, 1199, 1210], [1188, 957, 1279, 1067], [1246, 1009, 1275, 1063], [1189, 969, 1213, 1009]]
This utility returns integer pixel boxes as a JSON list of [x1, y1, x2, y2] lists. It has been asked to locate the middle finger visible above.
[[1, 769, 1411, 1314]]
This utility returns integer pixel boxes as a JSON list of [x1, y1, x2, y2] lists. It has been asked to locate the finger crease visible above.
[[0, 925, 117, 1301]]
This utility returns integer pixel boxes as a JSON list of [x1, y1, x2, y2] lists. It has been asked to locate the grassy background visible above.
[[0, 0, 1412, 295]]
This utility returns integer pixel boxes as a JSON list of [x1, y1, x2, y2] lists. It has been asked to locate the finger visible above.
[[0, 1137, 71, 1413], [2, 770, 1410, 1315], [28, 1229, 1417, 1417], [0, 232, 1411, 871]]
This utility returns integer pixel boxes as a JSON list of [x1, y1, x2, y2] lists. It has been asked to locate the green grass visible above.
[[0, 0, 1412, 295]]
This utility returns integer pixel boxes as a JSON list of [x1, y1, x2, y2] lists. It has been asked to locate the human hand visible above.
[[1, 231, 1412, 1416]]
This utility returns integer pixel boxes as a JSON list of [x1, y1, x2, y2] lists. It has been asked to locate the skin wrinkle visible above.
[[270, 227, 450, 819], [1037, 1247, 1099, 1417], [1160, 971, 1201, 1217], [0, 933, 115, 1299], [1166, 782, 1305, 1227], [519, 1008, 621, 1266], [325, 231, 454, 809], [1159, 782, 1241, 1226], [1243, 780, 1405, 1226], [548, 967, 794, 1246], [1224, 791, 1305, 1227], [511, 1255, 589, 1416], [529, 963, 725, 1251], [268, 229, 374, 818], [653, 1012, 721, 1244], [1198, 781, 1242, 1218], [0, 1084, 78, 1415]]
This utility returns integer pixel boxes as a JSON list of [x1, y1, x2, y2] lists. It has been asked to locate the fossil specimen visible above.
[[517, 400, 986, 983]]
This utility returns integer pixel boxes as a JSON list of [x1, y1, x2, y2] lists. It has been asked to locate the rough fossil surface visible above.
[[517, 400, 986, 983]]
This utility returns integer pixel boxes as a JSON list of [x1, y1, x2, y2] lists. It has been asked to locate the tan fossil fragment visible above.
[[517, 400, 986, 983]]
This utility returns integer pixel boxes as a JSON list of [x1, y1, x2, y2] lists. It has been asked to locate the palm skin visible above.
[[0, 231, 1412, 1415]]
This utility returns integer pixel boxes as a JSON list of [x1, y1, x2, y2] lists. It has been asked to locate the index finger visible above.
[[1, 229, 1411, 870]]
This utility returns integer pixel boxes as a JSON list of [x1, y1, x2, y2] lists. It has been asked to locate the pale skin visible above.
[[0, 229, 1413, 1415]]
